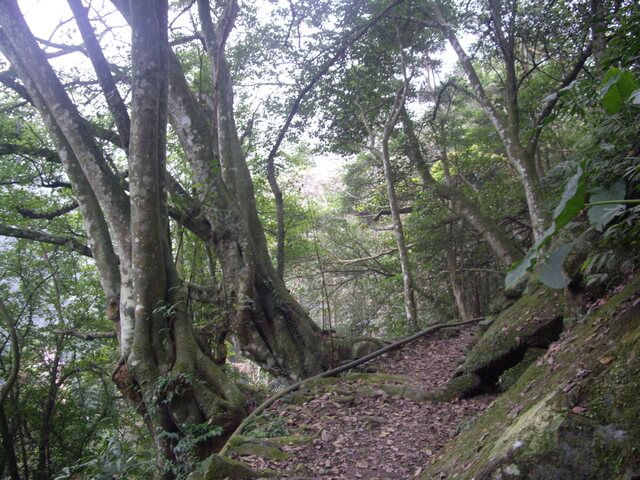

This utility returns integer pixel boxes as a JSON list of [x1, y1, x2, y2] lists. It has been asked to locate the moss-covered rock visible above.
[[188, 454, 273, 480], [422, 275, 640, 480], [442, 284, 565, 399], [434, 373, 482, 401], [226, 437, 291, 461], [464, 284, 564, 374], [498, 348, 546, 392]]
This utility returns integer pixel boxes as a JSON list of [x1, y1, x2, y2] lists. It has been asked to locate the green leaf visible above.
[[505, 248, 537, 290], [588, 179, 627, 231], [538, 242, 574, 289], [504, 163, 586, 290], [552, 161, 587, 230], [600, 68, 640, 114]]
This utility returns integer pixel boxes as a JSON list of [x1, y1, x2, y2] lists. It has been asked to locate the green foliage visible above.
[[507, 62, 640, 290], [505, 162, 587, 289], [600, 68, 640, 114], [54, 432, 155, 480], [588, 180, 627, 231]]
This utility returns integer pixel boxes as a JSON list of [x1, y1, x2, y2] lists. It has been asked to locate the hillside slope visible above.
[[423, 275, 640, 479]]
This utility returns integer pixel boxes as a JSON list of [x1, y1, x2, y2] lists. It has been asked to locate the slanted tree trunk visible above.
[[401, 110, 522, 266], [426, 3, 592, 242], [439, 150, 471, 322], [428, 3, 547, 241], [380, 101, 419, 329], [359, 85, 418, 328]]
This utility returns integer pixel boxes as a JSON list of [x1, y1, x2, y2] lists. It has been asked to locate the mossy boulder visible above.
[[422, 275, 640, 480], [434, 373, 482, 401], [440, 284, 565, 399], [226, 437, 290, 461], [189, 454, 273, 480]]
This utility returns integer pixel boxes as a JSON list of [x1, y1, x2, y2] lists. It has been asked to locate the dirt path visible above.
[[231, 327, 493, 479]]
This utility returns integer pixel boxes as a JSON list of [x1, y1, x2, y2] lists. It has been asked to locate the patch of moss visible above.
[[434, 373, 482, 401], [226, 437, 290, 461], [343, 372, 413, 384], [498, 348, 546, 392], [188, 454, 273, 480], [462, 284, 564, 374], [355, 383, 431, 402]]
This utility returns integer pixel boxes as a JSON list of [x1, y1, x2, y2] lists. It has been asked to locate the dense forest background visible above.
[[0, 0, 638, 478]]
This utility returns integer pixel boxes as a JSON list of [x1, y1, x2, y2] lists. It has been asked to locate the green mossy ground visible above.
[[422, 275, 640, 480], [188, 454, 273, 479]]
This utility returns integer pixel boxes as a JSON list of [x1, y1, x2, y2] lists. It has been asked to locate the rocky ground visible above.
[[228, 327, 493, 479]]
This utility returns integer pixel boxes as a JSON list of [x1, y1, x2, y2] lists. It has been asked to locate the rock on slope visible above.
[[423, 275, 640, 479]]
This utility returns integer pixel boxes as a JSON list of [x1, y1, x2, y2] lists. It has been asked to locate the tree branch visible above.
[[528, 42, 592, 154], [0, 224, 92, 257], [68, 0, 131, 152], [264, 0, 406, 278], [17, 201, 79, 220], [56, 329, 116, 340]]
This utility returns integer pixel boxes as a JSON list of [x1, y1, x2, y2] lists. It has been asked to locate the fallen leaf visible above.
[[599, 355, 614, 365], [508, 404, 523, 419], [320, 430, 334, 442], [571, 406, 588, 414], [575, 368, 591, 379]]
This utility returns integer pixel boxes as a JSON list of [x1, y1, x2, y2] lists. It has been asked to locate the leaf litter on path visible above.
[[233, 327, 493, 479]]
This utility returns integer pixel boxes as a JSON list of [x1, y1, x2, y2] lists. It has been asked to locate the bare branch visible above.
[[332, 245, 409, 265], [57, 330, 116, 340], [17, 201, 79, 220], [0, 224, 92, 257]]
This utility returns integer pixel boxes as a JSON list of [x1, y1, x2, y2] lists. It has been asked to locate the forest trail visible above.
[[230, 327, 493, 479]]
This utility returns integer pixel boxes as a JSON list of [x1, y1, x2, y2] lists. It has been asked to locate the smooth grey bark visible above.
[[380, 138, 419, 329], [381, 98, 418, 329], [358, 71, 418, 329]]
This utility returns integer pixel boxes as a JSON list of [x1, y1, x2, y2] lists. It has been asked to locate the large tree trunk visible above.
[[0, 2, 248, 475]]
